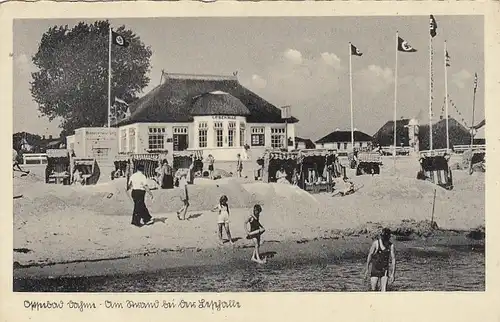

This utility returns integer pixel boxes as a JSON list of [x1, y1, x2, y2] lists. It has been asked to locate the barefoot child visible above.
[[176, 172, 189, 220], [244, 204, 266, 264], [212, 195, 234, 246]]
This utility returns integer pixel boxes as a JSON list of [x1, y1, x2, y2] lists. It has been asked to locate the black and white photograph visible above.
[[10, 12, 486, 293]]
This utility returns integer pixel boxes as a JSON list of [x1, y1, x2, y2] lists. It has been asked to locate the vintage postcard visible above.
[[1, 1, 499, 321]]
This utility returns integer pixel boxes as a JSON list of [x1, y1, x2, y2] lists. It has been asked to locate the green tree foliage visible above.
[[30, 20, 152, 135]]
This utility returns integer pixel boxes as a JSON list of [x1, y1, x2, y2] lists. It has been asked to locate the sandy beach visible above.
[[13, 156, 485, 277]]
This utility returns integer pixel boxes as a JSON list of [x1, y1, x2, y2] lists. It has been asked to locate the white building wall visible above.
[[68, 127, 118, 163], [316, 141, 371, 152], [66, 135, 75, 152]]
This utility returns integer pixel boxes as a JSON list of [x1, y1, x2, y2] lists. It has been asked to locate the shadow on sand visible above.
[[186, 213, 203, 220]]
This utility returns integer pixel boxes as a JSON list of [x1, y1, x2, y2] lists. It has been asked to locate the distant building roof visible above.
[[295, 136, 316, 149], [373, 117, 473, 150], [115, 73, 298, 126], [315, 130, 373, 144], [373, 119, 411, 146]]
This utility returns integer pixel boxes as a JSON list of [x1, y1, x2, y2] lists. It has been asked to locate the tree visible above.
[[13, 132, 43, 153], [30, 21, 152, 134]]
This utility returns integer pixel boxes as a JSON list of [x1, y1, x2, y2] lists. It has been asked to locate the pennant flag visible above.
[[430, 15, 438, 38], [114, 97, 129, 106], [445, 51, 451, 67], [398, 37, 417, 52], [474, 73, 478, 90], [350, 43, 363, 56], [111, 31, 129, 47]]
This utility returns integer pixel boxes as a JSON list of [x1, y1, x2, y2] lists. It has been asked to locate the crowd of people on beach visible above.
[[126, 160, 269, 264], [125, 155, 395, 287]]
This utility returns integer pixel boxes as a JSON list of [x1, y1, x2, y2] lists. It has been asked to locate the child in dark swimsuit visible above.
[[244, 204, 266, 264], [365, 228, 396, 291]]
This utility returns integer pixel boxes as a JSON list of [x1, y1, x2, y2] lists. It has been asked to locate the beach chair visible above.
[[45, 149, 70, 185], [73, 158, 99, 185], [417, 150, 453, 190]]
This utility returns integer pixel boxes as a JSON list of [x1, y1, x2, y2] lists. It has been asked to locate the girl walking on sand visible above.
[[245, 204, 266, 264], [212, 195, 234, 246], [176, 172, 189, 220]]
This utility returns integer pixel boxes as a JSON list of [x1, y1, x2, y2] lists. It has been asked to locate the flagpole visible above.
[[349, 42, 354, 152], [470, 75, 477, 147], [108, 26, 112, 128], [428, 31, 433, 151], [444, 41, 450, 151], [393, 32, 399, 166]]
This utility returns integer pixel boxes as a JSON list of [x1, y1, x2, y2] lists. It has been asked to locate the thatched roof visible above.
[[419, 117, 472, 150], [372, 119, 410, 147], [316, 130, 372, 144], [191, 91, 250, 116], [373, 117, 473, 150], [115, 73, 298, 126]]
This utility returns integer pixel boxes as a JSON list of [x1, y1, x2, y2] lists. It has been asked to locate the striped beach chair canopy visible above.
[[419, 149, 450, 159], [297, 149, 337, 163], [173, 150, 204, 160], [73, 158, 95, 166], [267, 150, 300, 160], [46, 149, 69, 159], [114, 153, 132, 162], [299, 149, 337, 158]]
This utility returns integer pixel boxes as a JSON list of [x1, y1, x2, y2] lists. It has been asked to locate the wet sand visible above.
[[13, 232, 483, 280]]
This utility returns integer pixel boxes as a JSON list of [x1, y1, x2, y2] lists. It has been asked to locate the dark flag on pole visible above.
[[474, 73, 478, 90], [350, 44, 363, 56], [397, 37, 417, 52], [430, 15, 438, 38], [445, 51, 451, 67], [111, 31, 129, 47]]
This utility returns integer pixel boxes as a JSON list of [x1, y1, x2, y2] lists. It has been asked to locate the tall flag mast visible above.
[[470, 73, 478, 147], [444, 41, 451, 151], [429, 15, 437, 151], [108, 26, 129, 128], [394, 33, 417, 165], [349, 43, 363, 152]]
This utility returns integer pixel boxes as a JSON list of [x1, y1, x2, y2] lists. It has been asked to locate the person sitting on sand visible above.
[[339, 177, 355, 196], [365, 228, 396, 292], [244, 204, 266, 264], [212, 195, 234, 246], [72, 167, 84, 185], [127, 164, 154, 227], [176, 172, 189, 220], [276, 166, 289, 184]]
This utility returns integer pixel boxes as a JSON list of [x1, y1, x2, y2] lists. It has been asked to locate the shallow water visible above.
[[14, 244, 484, 292]]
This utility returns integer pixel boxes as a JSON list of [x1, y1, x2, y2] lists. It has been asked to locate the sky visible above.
[[13, 16, 484, 141]]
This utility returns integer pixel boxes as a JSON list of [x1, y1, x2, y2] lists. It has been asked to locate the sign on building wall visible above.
[[212, 115, 237, 120]]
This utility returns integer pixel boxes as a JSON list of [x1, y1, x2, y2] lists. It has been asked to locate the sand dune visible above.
[[12, 160, 484, 267]]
